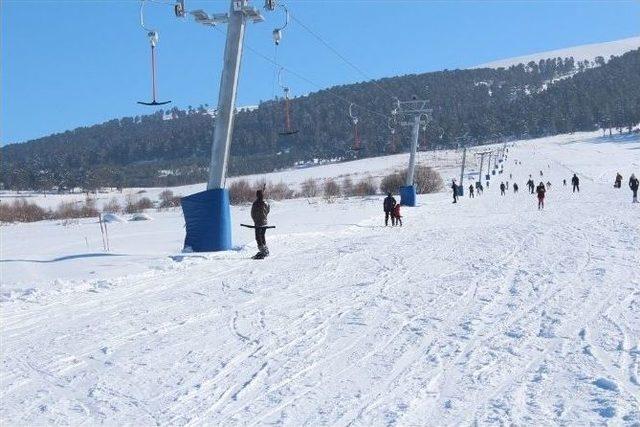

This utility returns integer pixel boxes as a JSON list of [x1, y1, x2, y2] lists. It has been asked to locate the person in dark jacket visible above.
[[451, 180, 458, 203], [251, 190, 271, 256], [527, 176, 535, 194], [630, 173, 639, 203], [536, 182, 546, 210], [571, 174, 580, 193], [614, 173, 623, 189], [469, 184, 475, 198], [513, 183, 519, 193], [383, 192, 397, 226], [563, 179, 567, 186], [500, 182, 506, 195]]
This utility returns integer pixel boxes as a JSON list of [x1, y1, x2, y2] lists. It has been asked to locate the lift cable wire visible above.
[[212, 24, 393, 122], [288, 12, 398, 102]]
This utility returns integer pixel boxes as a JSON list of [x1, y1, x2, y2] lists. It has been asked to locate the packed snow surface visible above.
[[475, 36, 640, 69], [1, 131, 640, 425]]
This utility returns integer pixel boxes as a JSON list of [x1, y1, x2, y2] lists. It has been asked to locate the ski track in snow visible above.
[[1, 132, 640, 425]]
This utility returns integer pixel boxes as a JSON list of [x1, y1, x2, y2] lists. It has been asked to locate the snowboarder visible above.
[[614, 173, 622, 189], [630, 173, 639, 203], [451, 180, 458, 203], [536, 182, 546, 210], [513, 183, 519, 193], [393, 203, 402, 226], [500, 182, 506, 196], [571, 173, 580, 193], [383, 192, 397, 226], [469, 184, 475, 198], [251, 189, 271, 258]]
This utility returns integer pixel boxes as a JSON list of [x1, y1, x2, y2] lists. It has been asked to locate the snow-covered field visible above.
[[1, 131, 639, 425]]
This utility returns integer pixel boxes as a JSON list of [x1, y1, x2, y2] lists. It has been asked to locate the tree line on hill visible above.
[[1, 50, 639, 192]]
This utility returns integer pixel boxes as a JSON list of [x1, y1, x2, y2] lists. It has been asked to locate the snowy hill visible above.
[[1, 131, 640, 424], [475, 36, 640, 68]]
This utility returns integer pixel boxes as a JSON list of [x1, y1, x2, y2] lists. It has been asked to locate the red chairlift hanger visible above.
[[277, 68, 298, 136], [138, 0, 171, 106]]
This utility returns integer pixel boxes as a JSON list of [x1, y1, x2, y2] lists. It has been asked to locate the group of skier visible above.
[[249, 168, 639, 258]]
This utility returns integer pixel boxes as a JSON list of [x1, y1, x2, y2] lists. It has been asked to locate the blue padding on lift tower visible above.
[[181, 188, 232, 252], [457, 186, 464, 196], [400, 185, 416, 206]]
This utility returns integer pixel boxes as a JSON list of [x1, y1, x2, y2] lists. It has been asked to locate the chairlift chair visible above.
[[277, 68, 298, 136]]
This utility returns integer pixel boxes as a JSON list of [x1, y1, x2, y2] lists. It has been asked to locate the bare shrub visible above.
[[268, 181, 295, 201], [55, 198, 99, 219], [299, 178, 319, 198], [414, 166, 444, 193], [323, 178, 341, 201], [103, 197, 122, 213], [354, 176, 377, 196], [229, 179, 254, 205], [341, 176, 354, 197], [158, 189, 181, 209], [124, 195, 154, 213], [380, 171, 405, 195], [0, 199, 51, 223]]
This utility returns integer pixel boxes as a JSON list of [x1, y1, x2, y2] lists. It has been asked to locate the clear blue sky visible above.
[[2, 0, 639, 145]]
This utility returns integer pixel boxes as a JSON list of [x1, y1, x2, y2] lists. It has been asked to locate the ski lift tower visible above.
[[398, 98, 431, 206], [475, 150, 492, 187], [180, 0, 266, 252]]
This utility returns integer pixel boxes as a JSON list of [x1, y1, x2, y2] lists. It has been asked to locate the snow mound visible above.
[[129, 213, 153, 221], [101, 213, 125, 223], [475, 36, 640, 69]]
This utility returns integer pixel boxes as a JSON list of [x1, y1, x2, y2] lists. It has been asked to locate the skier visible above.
[[614, 173, 623, 189], [563, 179, 567, 186], [536, 181, 546, 210], [630, 173, 639, 203], [251, 189, 271, 258], [571, 173, 580, 193], [451, 179, 458, 203], [546, 181, 552, 190], [393, 202, 402, 226], [513, 183, 519, 193], [527, 176, 535, 194], [383, 192, 397, 226], [506, 181, 510, 190], [500, 182, 506, 196], [540, 170, 544, 177], [469, 184, 475, 198]]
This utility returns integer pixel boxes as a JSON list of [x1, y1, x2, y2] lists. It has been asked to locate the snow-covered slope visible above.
[[1, 131, 640, 425], [475, 36, 640, 68]]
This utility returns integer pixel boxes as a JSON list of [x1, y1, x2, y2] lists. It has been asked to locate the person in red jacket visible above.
[[393, 203, 402, 226]]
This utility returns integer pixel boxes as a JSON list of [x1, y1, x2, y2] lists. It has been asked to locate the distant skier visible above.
[[536, 182, 546, 210], [614, 173, 623, 189], [251, 189, 271, 258], [451, 179, 459, 203], [383, 192, 397, 226], [393, 203, 402, 226], [469, 184, 475, 198], [563, 179, 567, 186], [630, 174, 639, 203], [527, 176, 535, 194], [509, 173, 512, 179], [506, 181, 509, 189], [546, 181, 552, 190], [540, 170, 544, 177], [500, 182, 506, 196], [571, 173, 580, 193], [513, 183, 519, 193]]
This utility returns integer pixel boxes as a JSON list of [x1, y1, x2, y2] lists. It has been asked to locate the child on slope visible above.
[[393, 203, 402, 227]]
